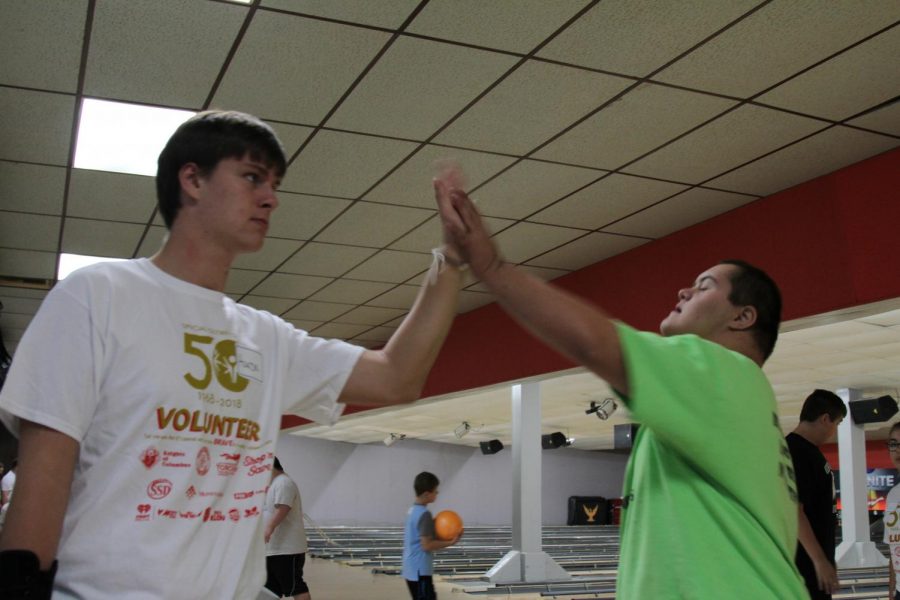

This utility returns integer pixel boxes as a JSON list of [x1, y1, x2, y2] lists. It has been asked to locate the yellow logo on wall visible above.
[[583, 504, 599, 523]]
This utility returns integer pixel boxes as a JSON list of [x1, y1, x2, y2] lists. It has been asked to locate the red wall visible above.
[[283, 147, 900, 429], [822, 441, 894, 469]]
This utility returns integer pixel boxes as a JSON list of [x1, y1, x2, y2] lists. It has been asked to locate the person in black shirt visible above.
[[787, 389, 847, 599]]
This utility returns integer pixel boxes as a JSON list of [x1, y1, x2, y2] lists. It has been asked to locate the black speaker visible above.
[[614, 424, 639, 450], [480, 439, 503, 455], [541, 432, 567, 449], [850, 395, 898, 424]]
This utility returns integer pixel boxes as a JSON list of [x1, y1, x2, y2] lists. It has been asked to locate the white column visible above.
[[486, 382, 570, 583], [835, 387, 888, 568]]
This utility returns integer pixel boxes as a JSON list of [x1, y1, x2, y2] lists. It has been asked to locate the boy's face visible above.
[[424, 486, 439, 504], [188, 153, 281, 255], [659, 264, 743, 340]]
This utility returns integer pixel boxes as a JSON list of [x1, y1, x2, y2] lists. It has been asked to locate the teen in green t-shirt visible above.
[[432, 175, 809, 599]]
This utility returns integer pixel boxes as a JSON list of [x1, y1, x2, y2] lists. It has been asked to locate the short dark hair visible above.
[[273, 456, 284, 472], [414, 471, 439, 496], [720, 260, 782, 361], [156, 110, 286, 228], [799, 389, 847, 422]]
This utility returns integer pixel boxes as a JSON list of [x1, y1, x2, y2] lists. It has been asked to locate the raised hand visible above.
[[432, 165, 502, 279]]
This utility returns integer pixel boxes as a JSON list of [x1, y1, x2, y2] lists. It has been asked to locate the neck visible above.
[[792, 422, 822, 446], [151, 225, 234, 292], [711, 331, 766, 367]]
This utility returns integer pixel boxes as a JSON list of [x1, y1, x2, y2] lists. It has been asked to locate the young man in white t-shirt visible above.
[[0, 111, 466, 599], [884, 422, 900, 600], [263, 457, 309, 600]]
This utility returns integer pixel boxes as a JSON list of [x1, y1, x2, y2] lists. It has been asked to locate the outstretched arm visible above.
[[435, 182, 628, 394], [0, 420, 78, 568], [338, 178, 463, 407]]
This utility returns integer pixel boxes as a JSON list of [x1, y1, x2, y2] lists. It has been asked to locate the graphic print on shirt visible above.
[[136, 324, 271, 525]]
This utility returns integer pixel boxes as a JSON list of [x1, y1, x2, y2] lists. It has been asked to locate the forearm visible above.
[[266, 505, 291, 533], [480, 262, 626, 392], [421, 538, 456, 551], [341, 259, 461, 406], [0, 421, 78, 569]]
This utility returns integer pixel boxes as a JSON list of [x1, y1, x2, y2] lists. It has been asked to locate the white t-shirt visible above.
[[0, 259, 363, 599], [885, 484, 900, 592], [0, 469, 15, 499], [264, 472, 307, 555]]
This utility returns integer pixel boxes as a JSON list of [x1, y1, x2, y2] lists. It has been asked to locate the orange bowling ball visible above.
[[434, 510, 463, 540]]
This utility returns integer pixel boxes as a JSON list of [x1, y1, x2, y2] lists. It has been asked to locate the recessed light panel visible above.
[[74, 99, 195, 176], [58, 253, 128, 281]]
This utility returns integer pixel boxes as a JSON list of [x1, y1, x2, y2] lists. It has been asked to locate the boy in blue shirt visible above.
[[402, 472, 461, 600]]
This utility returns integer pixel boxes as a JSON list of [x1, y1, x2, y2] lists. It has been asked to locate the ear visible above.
[[729, 305, 758, 332], [177, 163, 204, 204]]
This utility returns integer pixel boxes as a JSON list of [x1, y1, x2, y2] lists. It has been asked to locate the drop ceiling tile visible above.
[[284, 300, 354, 322], [232, 238, 303, 271], [61, 218, 144, 257], [0, 213, 61, 252], [286, 319, 324, 332], [389, 214, 514, 253], [308, 279, 395, 304], [472, 160, 604, 219], [409, 0, 589, 53], [537, 0, 758, 77], [266, 122, 314, 160], [655, 2, 900, 97], [756, 27, 900, 121], [364, 145, 516, 209], [280, 130, 419, 198], [224, 269, 269, 296], [492, 222, 585, 264], [434, 60, 632, 155], [212, 11, 391, 123], [344, 250, 431, 283], [0, 296, 43, 315], [530, 173, 688, 229], [365, 284, 420, 309], [333, 305, 406, 326], [862, 310, 900, 327], [603, 187, 757, 239], [239, 295, 298, 315], [0, 0, 86, 92], [527, 232, 648, 271], [0, 287, 49, 301], [381, 314, 408, 328], [310, 322, 372, 340], [848, 100, 900, 136], [457, 290, 494, 313], [261, 0, 420, 28], [0, 313, 33, 330], [0, 88, 74, 165], [316, 201, 433, 247], [0, 249, 57, 279], [533, 83, 738, 170], [328, 37, 517, 139], [353, 325, 397, 343], [68, 170, 156, 222], [520, 264, 570, 282], [85, 0, 247, 106], [348, 339, 382, 349], [707, 126, 899, 196], [280, 242, 376, 277], [0, 162, 66, 215], [250, 273, 332, 299], [625, 105, 826, 184], [136, 225, 167, 258], [268, 193, 352, 240]]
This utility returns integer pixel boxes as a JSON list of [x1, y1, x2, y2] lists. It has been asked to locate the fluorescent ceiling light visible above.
[[58, 253, 128, 281], [74, 99, 195, 177]]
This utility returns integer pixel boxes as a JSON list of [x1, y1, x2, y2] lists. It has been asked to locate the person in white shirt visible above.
[[263, 457, 309, 600], [883, 422, 900, 600], [0, 110, 466, 599]]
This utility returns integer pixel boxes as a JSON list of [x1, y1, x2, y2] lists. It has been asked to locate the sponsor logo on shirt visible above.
[[244, 506, 259, 518], [135, 504, 152, 521], [220, 452, 241, 462], [185, 486, 196, 499], [158, 508, 178, 519], [147, 479, 173, 500], [234, 491, 254, 500], [196, 446, 210, 476], [228, 508, 241, 522], [140, 446, 159, 469], [217, 462, 239, 476], [162, 450, 190, 468]]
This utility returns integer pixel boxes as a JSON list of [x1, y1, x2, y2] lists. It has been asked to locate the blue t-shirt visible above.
[[402, 503, 434, 580]]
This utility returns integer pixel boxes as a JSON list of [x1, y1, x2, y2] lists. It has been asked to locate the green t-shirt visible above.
[[614, 323, 808, 599]]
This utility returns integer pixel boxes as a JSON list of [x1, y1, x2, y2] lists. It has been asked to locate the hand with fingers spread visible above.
[[432, 168, 502, 279]]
